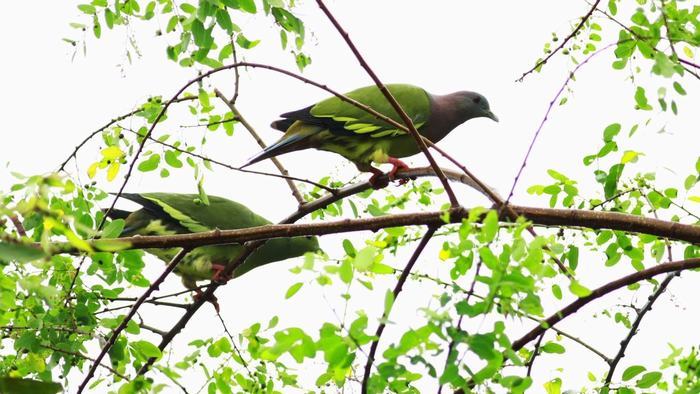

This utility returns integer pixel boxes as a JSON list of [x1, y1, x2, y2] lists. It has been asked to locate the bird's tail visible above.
[[241, 130, 314, 168]]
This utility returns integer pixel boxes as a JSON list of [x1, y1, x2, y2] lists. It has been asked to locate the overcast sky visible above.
[[1, 1, 698, 392]]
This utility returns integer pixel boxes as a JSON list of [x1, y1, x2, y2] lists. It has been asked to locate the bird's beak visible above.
[[484, 110, 499, 122]]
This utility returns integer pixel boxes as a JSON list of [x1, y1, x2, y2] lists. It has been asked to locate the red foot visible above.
[[194, 288, 220, 312], [211, 264, 232, 284], [387, 157, 410, 185]]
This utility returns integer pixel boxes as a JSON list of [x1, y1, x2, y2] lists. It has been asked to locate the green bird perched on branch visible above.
[[106, 193, 320, 309], [243, 84, 498, 187]]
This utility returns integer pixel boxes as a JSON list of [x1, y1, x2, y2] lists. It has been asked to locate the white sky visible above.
[[1, 1, 698, 392]]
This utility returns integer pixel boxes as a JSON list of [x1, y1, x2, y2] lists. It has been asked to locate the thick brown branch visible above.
[[315, 0, 459, 207], [361, 227, 436, 393], [57, 204, 700, 254], [511, 258, 700, 351]]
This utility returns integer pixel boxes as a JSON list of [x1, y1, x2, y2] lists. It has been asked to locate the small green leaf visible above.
[[541, 342, 565, 354], [622, 365, 646, 381], [339, 260, 353, 284], [603, 123, 621, 142], [383, 289, 394, 316], [131, 340, 162, 359], [673, 81, 686, 95], [103, 219, 125, 238], [285, 282, 303, 299], [138, 154, 160, 172], [636, 371, 662, 388], [634, 86, 652, 110], [569, 281, 592, 297]]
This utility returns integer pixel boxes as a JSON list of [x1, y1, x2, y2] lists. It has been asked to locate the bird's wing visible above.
[[137, 193, 270, 232], [279, 84, 431, 138]]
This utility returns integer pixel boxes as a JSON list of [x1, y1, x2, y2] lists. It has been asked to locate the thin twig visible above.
[[361, 226, 437, 393], [526, 333, 546, 377], [119, 125, 334, 192], [56, 96, 196, 172], [315, 0, 459, 207], [41, 344, 129, 380], [604, 193, 680, 386], [215, 312, 253, 378], [8, 216, 26, 237], [76, 248, 191, 393], [214, 89, 305, 205], [516, 0, 601, 82], [504, 42, 617, 208]]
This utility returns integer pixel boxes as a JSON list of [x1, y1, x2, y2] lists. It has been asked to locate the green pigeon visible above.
[[243, 84, 498, 185], [106, 193, 319, 305]]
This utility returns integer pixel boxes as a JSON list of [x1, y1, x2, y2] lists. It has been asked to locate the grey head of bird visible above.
[[450, 91, 499, 123]]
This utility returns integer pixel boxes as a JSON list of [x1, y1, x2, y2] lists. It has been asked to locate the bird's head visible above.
[[455, 91, 498, 122]]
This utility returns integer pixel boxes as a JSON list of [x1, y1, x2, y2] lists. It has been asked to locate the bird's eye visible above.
[[472, 96, 482, 104]]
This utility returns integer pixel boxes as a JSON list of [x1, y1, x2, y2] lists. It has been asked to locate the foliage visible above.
[[1, 0, 699, 393]]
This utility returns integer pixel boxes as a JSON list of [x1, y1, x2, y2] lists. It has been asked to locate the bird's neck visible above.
[[422, 94, 468, 143]]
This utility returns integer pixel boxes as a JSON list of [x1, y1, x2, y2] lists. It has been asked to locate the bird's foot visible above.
[[211, 264, 232, 285], [194, 288, 220, 312], [387, 157, 411, 185], [368, 173, 390, 189]]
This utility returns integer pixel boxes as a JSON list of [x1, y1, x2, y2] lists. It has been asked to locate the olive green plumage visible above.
[[243, 84, 498, 179], [110, 193, 319, 289]]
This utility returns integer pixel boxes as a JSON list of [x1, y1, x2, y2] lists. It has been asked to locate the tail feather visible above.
[[241, 133, 309, 168]]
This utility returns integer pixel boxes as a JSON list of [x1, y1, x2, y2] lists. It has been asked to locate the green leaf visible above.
[[285, 282, 303, 299], [0, 377, 62, 394], [164, 150, 183, 168], [636, 371, 662, 388], [480, 210, 499, 242], [342, 239, 356, 257], [103, 219, 125, 238], [353, 246, 376, 272], [622, 365, 646, 381], [569, 281, 592, 297], [131, 340, 162, 359], [0, 242, 47, 263], [383, 289, 394, 316], [339, 260, 353, 284], [634, 86, 652, 110], [237, 0, 257, 13], [138, 154, 161, 172], [78, 4, 96, 14], [603, 123, 621, 142], [541, 342, 565, 354], [236, 34, 260, 49], [673, 81, 687, 95]]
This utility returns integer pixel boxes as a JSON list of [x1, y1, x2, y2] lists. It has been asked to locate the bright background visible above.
[[1, 1, 698, 392]]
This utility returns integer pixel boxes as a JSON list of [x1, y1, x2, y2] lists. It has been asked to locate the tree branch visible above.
[[41, 344, 128, 380], [516, 0, 601, 82], [361, 226, 437, 393], [510, 258, 700, 351], [214, 89, 305, 205], [315, 0, 459, 207], [55, 203, 700, 254], [76, 248, 191, 393], [120, 125, 334, 193]]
